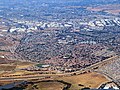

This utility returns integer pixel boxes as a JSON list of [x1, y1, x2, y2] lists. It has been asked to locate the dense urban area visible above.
[[0, 0, 120, 90]]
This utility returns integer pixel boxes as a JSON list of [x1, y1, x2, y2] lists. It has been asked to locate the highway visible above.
[[0, 55, 118, 81]]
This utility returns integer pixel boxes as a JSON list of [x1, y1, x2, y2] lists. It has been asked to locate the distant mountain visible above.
[[0, 0, 120, 4], [61, 0, 120, 5], [40, 0, 120, 4]]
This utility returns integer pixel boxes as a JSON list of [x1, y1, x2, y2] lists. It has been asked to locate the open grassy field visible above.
[[54, 72, 109, 90], [26, 81, 65, 90], [15, 61, 35, 69], [2, 70, 34, 76], [0, 61, 35, 71], [24, 72, 109, 90], [0, 81, 15, 86], [0, 64, 16, 71], [0, 60, 36, 78]]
